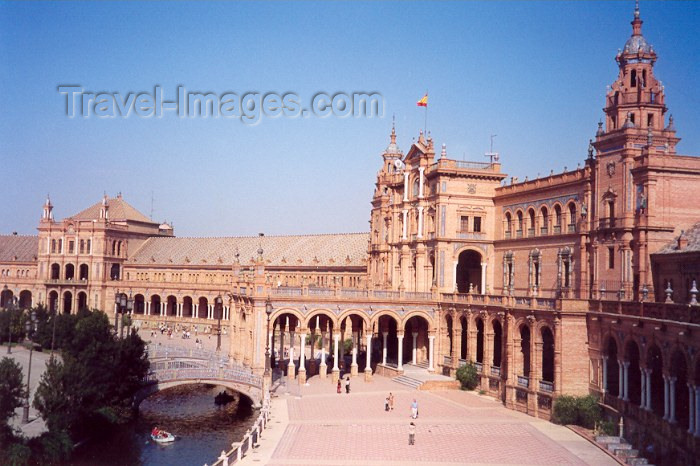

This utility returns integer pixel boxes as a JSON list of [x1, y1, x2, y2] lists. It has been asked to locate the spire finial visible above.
[[390, 114, 396, 144], [631, 0, 643, 36], [634, 0, 640, 19]]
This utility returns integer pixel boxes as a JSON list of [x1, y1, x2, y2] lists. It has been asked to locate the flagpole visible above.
[[424, 91, 428, 135]]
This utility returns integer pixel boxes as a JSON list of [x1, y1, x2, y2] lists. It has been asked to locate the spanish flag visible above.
[[416, 93, 428, 107]]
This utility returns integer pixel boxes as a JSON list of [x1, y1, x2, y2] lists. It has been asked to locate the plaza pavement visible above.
[[4, 344, 51, 438], [238, 374, 618, 466]]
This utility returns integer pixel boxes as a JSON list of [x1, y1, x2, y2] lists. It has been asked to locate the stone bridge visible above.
[[135, 345, 264, 408]]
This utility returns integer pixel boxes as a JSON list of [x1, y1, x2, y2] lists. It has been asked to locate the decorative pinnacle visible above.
[[390, 115, 396, 144], [634, 0, 640, 19]]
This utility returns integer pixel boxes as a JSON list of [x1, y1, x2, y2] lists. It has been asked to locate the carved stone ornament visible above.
[[606, 161, 616, 177]]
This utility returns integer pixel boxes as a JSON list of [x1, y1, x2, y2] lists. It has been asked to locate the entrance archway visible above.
[[456, 250, 482, 293], [541, 327, 554, 383], [377, 314, 399, 366], [605, 337, 620, 396], [63, 291, 73, 314], [77, 291, 87, 311], [403, 315, 430, 366], [647, 345, 663, 417], [48, 290, 59, 313], [625, 340, 642, 406], [134, 294, 145, 314], [18, 290, 32, 309]]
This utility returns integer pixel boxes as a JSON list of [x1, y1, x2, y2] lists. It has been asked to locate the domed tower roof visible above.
[[621, 1, 654, 57], [384, 120, 403, 156]]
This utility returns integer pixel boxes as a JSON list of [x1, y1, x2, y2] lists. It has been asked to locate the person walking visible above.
[[408, 422, 416, 445], [411, 398, 418, 419], [384, 397, 390, 411], [345, 376, 351, 394], [389, 392, 394, 411], [337, 379, 341, 394]]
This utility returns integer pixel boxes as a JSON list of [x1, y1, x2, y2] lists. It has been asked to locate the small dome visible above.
[[623, 34, 651, 55], [385, 142, 402, 155], [159, 223, 172, 230]]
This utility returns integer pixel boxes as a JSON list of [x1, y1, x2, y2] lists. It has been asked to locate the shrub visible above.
[[552, 394, 601, 429], [456, 363, 479, 390], [552, 395, 578, 425]]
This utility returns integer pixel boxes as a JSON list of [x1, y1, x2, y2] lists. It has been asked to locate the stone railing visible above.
[[147, 344, 227, 363], [207, 396, 271, 466], [539, 380, 554, 393], [443, 355, 452, 366], [591, 300, 700, 325], [517, 375, 529, 388], [145, 365, 261, 388], [490, 366, 501, 377], [474, 362, 483, 374]]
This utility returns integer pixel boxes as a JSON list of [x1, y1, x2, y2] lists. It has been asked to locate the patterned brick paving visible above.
[[264, 376, 615, 465]]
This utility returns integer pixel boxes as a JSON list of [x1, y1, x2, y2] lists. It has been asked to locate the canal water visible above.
[[71, 384, 256, 466]]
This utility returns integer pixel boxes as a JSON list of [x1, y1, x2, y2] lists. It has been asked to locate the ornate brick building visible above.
[[1, 5, 699, 462]]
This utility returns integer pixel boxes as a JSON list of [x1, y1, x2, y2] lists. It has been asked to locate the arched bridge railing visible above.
[[137, 347, 264, 407], [145, 366, 262, 387]]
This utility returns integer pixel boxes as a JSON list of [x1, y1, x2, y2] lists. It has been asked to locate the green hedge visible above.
[[456, 362, 479, 390], [552, 394, 601, 429]]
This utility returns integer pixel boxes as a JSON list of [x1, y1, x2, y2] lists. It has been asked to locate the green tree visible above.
[[0, 357, 25, 437], [34, 310, 150, 442], [456, 362, 479, 390]]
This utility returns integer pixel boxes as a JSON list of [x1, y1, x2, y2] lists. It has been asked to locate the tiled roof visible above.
[[129, 233, 369, 267], [655, 221, 700, 254], [70, 196, 155, 224], [0, 235, 39, 262]]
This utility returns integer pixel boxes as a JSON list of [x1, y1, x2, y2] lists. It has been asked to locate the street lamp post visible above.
[[50, 296, 58, 355], [214, 295, 223, 352], [265, 297, 273, 377], [5, 288, 17, 354], [114, 291, 134, 338], [22, 309, 37, 424]]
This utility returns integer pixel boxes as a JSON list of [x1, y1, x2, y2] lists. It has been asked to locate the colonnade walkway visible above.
[[238, 375, 617, 466]]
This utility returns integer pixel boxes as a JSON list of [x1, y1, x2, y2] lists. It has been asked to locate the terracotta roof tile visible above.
[[0, 235, 39, 262], [129, 233, 369, 267], [655, 221, 700, 254], [70, 196, 154, 224]]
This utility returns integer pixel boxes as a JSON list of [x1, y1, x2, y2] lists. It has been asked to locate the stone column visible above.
[[287, 344, 296, 382], [663, 375, 669, 420], [382, 332, 388, 365], [618, 360, 625, 400], [602, 356, 608, 393], [298, 333, 307, 384], [402, 210, 408, 240], [278, 324, 285, 366], [622, 361, 630, 401], [332, 333, 340, 383], [411, 332, 418, 365], [397, 332, 404, 371], [193, 303, 199, 318], [428, 334, 435, 372], [146, 302, 150, 316], [645, 369, 652, 411], [319, 329, 327, 379], [669, 376, 677, 423], [403, 171, 409, 201], [640, 367, 646, 409], [418, 166, 425, 198], [695, 387, 700, 437], [688, 384, 696, 435], [417, 206, 424, 239], [350, 331, 358, 377], [364, 333, 373, 381], [161, 301, 166, 316], [480, 262, 487, 295]]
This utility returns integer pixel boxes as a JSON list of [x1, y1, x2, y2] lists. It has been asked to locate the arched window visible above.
[[527, 209, 536, 237], [504, 212, 512, 238], [631, 69, 637, 88], [567, 203, 577, 233], [50, 263, 60, 280], [516, 211, 524, 238], [540, 206, 549, 235]]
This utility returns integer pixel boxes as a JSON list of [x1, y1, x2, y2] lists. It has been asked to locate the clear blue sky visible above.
[[1, 1, 698, 237]]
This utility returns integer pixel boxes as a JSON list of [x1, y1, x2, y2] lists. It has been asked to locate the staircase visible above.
[[392, 374, 423, 389], [595, 436, 653, 465]]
